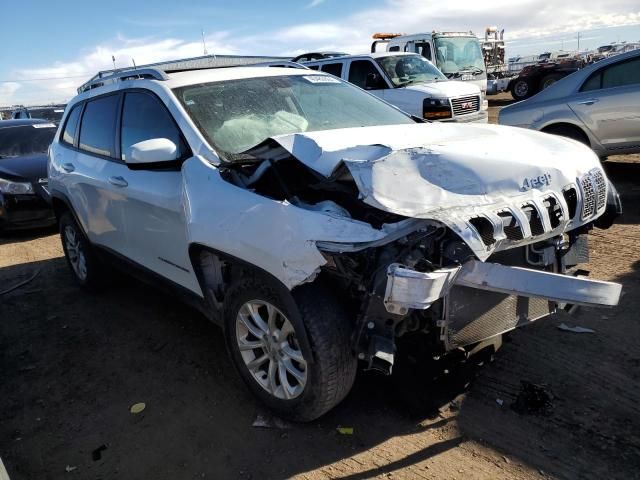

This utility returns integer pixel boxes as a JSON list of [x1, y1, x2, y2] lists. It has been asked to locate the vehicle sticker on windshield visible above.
[[302, 75, 341, 84], [32, 123, 56, 128]]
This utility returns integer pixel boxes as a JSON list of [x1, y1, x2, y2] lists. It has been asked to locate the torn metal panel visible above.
[[455, 260, 622, 307], [182, 158, 402, 288]]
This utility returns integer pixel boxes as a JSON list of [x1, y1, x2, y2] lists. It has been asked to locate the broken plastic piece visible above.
[[557, 323, 595, 333], [337, 427, 354, 435], [252, 414, 290, 429], [129, 403, 146, 414]]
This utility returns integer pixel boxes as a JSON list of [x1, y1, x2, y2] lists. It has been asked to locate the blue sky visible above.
[[1, 0, 639, 105]]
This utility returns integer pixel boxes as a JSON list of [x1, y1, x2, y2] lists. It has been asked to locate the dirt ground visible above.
[[1, 94, 639, 480]]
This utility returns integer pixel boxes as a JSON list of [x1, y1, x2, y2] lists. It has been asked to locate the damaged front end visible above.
[[216, 123, 622, 374]]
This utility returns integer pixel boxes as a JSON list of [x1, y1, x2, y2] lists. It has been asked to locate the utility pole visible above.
[[577, 32, 581, 51], [201, 29, 208, 55]]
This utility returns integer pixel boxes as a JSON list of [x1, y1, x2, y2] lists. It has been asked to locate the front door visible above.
[[117, 90, 200, 294], [570, 56, 640, 153]]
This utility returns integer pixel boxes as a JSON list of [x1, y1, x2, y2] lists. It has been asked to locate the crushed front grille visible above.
[[498, 211, 523, 240], [522, 204, 545, 236]]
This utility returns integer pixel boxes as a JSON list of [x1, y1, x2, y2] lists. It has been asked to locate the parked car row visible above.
[[42, 59, 622, 421], [499, 49, 640, 158]]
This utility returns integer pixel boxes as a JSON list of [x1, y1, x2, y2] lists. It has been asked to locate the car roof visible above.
[[304, 52, 419, 63], [0, 118, 50, 128], [71, 67, 329, 103]]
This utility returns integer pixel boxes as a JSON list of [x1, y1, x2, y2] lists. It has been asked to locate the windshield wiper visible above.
[[460, 66, 484, 74]]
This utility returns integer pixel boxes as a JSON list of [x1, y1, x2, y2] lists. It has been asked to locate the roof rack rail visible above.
[[78, 68, 168, 94], [243, 60, 309, 69], [77, 54, 292, 94]]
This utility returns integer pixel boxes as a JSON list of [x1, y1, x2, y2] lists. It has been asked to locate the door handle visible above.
[[62, 163, 75, 173], [577, 99, 599, 105], [108, 176, 128, 188]]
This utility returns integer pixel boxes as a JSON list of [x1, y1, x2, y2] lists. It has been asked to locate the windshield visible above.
[[174, 74, 414, 156], [376, 55, 446, 87], [0, 124, 56, 158], [433, 36, 485, 75], [27, 108, 65, 123]]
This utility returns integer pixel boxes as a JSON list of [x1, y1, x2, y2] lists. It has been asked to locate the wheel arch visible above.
[[188, 242, 316, 362], [541, 122, 592, 147], [50, 191, 87, 235]]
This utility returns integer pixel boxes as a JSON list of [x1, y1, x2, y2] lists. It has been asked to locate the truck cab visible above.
[[372, 32, 488, 97], [303, 52, 488, 123]]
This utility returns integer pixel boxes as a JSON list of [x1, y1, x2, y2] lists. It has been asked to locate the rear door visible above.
[[117, 90, 199, 293], [569, 56, 640, 153], [68, 93, 130, 254]]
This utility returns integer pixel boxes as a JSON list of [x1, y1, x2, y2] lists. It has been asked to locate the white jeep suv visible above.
[[49, 64, 622, 421]]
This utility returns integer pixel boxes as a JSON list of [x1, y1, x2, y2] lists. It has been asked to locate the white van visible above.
[[372, 32, 488, 96], [303, 52, 488, 123]]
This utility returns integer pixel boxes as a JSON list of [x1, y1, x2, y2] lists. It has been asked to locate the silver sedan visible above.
[[499, 49, 640, 158]]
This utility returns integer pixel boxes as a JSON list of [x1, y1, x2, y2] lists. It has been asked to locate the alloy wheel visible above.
[[64, 225, 87, 281], [235, 300, 307, 400]]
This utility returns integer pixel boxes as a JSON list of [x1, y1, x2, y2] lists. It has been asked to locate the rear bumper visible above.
[[0, 192, 56, 231], [384, 260, 622, 348]]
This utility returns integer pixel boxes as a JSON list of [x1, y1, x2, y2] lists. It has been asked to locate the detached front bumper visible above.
[[384, 260, 622, 348]]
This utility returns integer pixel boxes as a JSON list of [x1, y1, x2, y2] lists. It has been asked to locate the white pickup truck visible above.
[[302, 52, 488, 123]]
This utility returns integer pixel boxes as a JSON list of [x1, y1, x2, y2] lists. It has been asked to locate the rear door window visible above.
[[61, 105, 82, 146], [320, 62, 343, 77], [78, 94, 119, 158], [120, 92, 184, 161]]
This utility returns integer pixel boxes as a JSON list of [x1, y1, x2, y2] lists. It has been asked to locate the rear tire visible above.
[[540, 73, 564, 90], [224, 276, 357, 422], [59, 212, 105, 290]]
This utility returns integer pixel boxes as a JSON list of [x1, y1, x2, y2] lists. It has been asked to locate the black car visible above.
[[0, 119, 57, 231]]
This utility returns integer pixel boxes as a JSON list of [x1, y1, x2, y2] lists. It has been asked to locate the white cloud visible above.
[[0, 82, 21, 105], [7, 0, 640, 104], [306, 0, 327, 8]]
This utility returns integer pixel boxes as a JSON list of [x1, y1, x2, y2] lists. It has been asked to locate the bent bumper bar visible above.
[[384, 260, 622, 313]]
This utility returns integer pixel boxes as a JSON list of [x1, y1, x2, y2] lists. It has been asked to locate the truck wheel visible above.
[[59, 212, 105, 290], [540, 73, 564, 90], [224, 276, 357, 422], [511, 78, 533, 100], [542, 124, 590, 147]]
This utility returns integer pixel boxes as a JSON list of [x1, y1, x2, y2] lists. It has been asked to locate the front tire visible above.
[[224, 276, 357, 422], [59, 212, 104, 290]]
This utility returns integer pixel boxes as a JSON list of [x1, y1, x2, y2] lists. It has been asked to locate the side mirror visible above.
[[365, 72, 383, 90], [126, 138, 178, 165]]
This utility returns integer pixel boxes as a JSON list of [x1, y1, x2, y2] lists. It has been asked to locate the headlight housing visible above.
[[0, 178, 34, 195], [423, 98, 452, 120]]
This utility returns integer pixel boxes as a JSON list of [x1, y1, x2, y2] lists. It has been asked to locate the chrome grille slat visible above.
[[451, 96, 480, 116], [580, 168, 606, 220]]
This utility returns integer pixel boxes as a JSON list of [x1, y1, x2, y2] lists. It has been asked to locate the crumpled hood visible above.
[[270, 122, 607, 260], [272, 122, 601, 215], [403, 80, 480, 98]]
